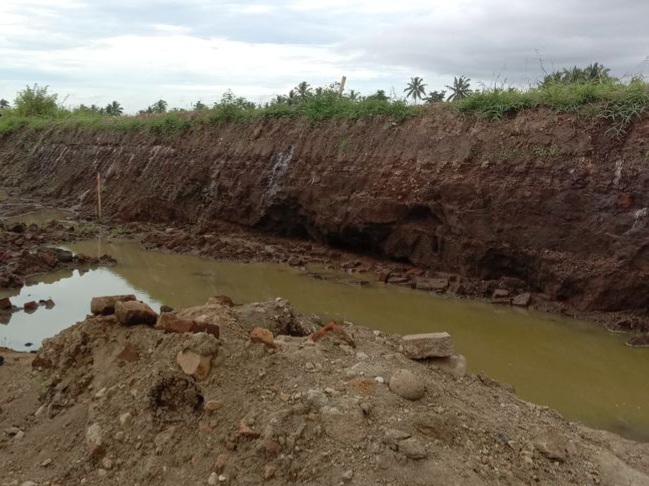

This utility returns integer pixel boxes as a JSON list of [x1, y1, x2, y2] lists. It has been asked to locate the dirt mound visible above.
[[1, 298, 648, 485]]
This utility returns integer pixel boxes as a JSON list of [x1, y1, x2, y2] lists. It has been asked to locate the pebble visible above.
[[399, 438, 428, 459], [94, 388, 107, 399], [375, 376, 385, 384], [207, 472, 218, 485], [119, 412, 133, 427], [14, 431, 25, 441], [388, 369, 425, 400], [342, 470, 354, 481], [41, 459, 52, 467]]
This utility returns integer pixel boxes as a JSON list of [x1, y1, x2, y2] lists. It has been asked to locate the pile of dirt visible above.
[[1, 297, 648, 485]]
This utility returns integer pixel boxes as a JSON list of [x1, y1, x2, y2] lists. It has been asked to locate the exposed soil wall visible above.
[[2, 106, 649, 312]]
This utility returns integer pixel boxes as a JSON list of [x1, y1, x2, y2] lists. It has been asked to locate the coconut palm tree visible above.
[[404, 77, 427, 104], [105, 101, 123, 116], [152, 99, 168, 113], [347, 90, 360, 101], [294, 81, 313, 101], [425, 90, 446, 103], [446, 76, 472, 101]]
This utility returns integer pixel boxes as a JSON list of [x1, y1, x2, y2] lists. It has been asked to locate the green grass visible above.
[[456, 78, 649, 138], [1, 79, 647, 138], [0, 96, 417, 136]]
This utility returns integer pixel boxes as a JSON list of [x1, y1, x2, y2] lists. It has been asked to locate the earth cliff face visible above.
[[1, 107, 649, 312]]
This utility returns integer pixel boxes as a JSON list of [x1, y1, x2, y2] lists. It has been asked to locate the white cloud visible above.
[[1, 0, 647, 112]]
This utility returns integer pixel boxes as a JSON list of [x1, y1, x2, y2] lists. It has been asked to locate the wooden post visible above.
[[97, 173, 102, 220], [338, 76, 347, 97]]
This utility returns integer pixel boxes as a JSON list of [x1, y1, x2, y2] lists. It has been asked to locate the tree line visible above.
[[0, 64, 622, 118]]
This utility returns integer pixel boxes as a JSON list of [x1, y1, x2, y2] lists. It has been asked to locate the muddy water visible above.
[[1, 240, 648, 441]]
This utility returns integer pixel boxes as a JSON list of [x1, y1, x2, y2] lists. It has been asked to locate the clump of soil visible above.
[[1, 297, 648, 485]]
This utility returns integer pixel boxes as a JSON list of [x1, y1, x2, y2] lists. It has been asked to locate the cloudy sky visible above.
[[1, 0, 648, 112]]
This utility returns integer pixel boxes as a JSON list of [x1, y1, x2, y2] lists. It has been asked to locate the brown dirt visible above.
[[1, 297, 649, 486], [2, 108, 649, 318]]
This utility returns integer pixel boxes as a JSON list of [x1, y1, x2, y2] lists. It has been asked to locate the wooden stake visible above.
[[97, 173, 102, 220], [338, 76, 347, 97]]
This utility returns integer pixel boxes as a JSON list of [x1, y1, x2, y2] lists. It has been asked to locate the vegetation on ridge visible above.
[[0, 64, 647, 139]]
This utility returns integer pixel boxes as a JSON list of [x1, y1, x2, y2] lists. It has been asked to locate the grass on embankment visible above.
[[456, 78, 649, 138], [0, 79, 647, 138]]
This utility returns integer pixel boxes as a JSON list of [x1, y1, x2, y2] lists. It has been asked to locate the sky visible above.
[[1, 0, 648, 113]]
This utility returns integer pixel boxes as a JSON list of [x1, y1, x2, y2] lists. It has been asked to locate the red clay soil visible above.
[[1, 106, 649, 314]]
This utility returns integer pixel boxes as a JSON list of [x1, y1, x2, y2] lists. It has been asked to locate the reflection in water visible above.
[[0, 239, 648, 442]]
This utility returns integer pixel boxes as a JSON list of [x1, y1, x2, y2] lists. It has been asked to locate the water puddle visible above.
[[1, 239, 648, 441]]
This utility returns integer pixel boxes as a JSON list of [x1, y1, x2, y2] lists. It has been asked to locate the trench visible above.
[[1, 239, 648, 443]]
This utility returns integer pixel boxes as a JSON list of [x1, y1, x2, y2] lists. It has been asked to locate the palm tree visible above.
[[294, 81, 312, 101], [104, 101, 123, 116], [153, 99, 168, 113], [404, 77, 427, 104], [347, 90, 360, 101], [446, 76, 472, 101], [425, 90, 446, 103], [0, 99, 9, 109], [287, 89, 298, 106]]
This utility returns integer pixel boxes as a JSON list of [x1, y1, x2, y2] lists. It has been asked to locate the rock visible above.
[[428, 354, 467, 378], [90, 294, 136, 315], [156, 312, 220, 338], [310, 322, 356, 347], [627, 333, 649, 347], [238, 419, 261, 439], [306, 389, 328, 410], [205, 399, 225, 412], [342, 469, 354, 481], [39, 298, 55, 309], [512, 292, 532, 307], [416, 277, 449, 292], [383, 429, 411, 448], [250, 327, 276, 349], [0, 297, 11, 310], [119, 412, 133, 427], [208, 472, 218, 485], [117, 343, 140, 363], [493, 289, 510, 299], [0, 355, 4, 366], [402, 332, 454, 359], [115, 300, 157, 326], [208, 295, 235, 307], [398, 438, 427, 459], [86, 423, 103, 447], [534, 430, 568, 462], [23, 301, 38, 312], [389, 369, 425, 400], [263, 464, 277, 480], [160, 305, 174, 313], [214, 453, 229, 473], [177, 350, 213, 381]]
